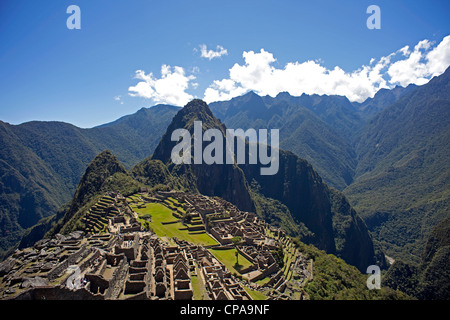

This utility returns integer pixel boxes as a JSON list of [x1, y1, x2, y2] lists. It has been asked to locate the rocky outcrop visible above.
[[240, 149, 336, 253], [146, 99, 378, 271], [151, 99, 255, 212]]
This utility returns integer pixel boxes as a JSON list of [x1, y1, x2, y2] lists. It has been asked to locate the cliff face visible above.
[[148, 99, 377, 271], [152, 99, 255, 212], [240, 149, 336, 253], [329, 188, 379, 270], [239, 149, 378, 270]]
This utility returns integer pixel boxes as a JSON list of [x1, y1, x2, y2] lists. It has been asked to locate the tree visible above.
[[272, 244, 285, 268], [231, 236, 242, 265]]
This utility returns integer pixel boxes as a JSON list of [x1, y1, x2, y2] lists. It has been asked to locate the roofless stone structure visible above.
[[0, 191, 310, 300]]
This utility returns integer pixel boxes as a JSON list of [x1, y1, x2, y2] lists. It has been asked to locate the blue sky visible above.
[[0, 0, 449, 128]]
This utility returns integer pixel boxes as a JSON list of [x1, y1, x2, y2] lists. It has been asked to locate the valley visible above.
[[0, 67, 448, 300]]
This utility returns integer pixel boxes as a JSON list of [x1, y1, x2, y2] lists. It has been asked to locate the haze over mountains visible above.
[[0, 67, 449, 275]]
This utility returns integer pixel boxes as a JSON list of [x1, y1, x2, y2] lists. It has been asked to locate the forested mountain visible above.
[[352, 84, 418, 120], [345, 67, 450, 263], [1, 68, 448, 277], [0, 105, 179, 258], [26, 99, 378, 272], [142, 99, 379, 270], [209, 92, 358, 190], [383, 217, 450, 299]]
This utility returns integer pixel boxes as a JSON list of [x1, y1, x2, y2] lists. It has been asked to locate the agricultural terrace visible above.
[[208, 248, 253, 275], [127, 194, 218, 246], [266, 228, 301, 281]]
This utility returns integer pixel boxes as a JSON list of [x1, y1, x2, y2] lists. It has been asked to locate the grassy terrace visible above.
[[208, 248, 253, 275], [243, 286, 268, 300], [129, 198, 218, 246]]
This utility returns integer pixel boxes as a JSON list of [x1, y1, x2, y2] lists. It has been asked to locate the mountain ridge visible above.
[[1, 69, 448, 271], [144, 99, 379, 271], [345, 67, 450, 263], [0, 106, 179, 258]]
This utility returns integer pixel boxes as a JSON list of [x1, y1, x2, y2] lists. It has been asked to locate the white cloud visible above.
[[387, 39, 433, 86], [203, 48, 391, 103], [203, 35, 450, 103], [114, 95, 124, 104], [204, 78, 248, 102], [386, 36, 450, 87], [425, 35, 450, 77], [199, 44, 228, 60], [128, 36, 450, 106], [128, 65, 196, 106]]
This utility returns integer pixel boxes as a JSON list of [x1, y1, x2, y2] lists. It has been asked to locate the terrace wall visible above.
[[47, 245, 90, 281]]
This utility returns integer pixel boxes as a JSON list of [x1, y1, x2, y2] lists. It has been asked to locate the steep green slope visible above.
[[20, 150, 143, 246], [145, 99, 378, 271], [293, 239, 409, 300], [345, 67, 450, 264], [353, 84, 417, 120], [416, 218, 450, 300], [209, 91, 357, 190], [9, 121, 100, 192], [383, 217, 450, 299], [0, 121, 71, 257], [0, 105, 178, 258]]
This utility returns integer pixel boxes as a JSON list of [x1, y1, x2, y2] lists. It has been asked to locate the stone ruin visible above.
[[0, 190, 311, 300]]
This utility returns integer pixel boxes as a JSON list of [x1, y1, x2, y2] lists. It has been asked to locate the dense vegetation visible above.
[[19, 151, 144, 246], [291, 238, 409, 300], [209, 91, 358, 190], [383, 218, 450, 299], [346, 68, 450, 264], [0, 105, 178, 259], [0, 67, 449, 299]]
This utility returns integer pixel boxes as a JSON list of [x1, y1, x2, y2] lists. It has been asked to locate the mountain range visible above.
[[347, 68, 450, 264], [0, 105, 179, 256], [0, 67, 449, 279], [19, 99, 379, 273]]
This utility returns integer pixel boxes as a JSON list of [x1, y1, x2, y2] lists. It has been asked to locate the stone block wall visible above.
[[47, 245, 90, 281]]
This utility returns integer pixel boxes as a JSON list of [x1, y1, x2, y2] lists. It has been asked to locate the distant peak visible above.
[[276, 91, 291, 97], [245, 90, 259, 96], [184, 98, 209, 109], [180, 99, 214, 117]]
